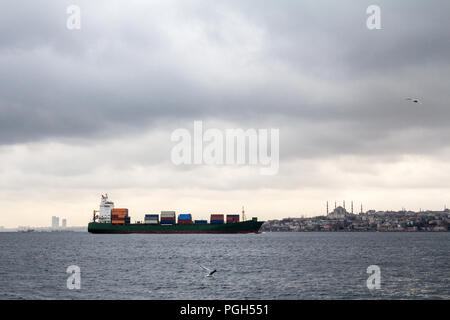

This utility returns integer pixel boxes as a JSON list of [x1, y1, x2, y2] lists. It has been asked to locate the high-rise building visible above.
[[52, 216, 59, 229], [62, 219, 67, 228]]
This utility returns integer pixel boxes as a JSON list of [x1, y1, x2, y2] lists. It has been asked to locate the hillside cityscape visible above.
[[261, 202, 450, 232]]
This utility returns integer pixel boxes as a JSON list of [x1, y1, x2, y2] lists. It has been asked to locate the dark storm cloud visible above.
[[0, 0, 449, 161]]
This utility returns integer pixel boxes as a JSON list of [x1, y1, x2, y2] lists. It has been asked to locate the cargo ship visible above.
[[88, 195, 264, 234]]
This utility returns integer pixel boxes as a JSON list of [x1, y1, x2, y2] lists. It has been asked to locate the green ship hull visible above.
[[88, 220, 264, 234]]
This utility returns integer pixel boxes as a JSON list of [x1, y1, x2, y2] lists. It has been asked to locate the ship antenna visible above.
[[242, 206, 246, 222]]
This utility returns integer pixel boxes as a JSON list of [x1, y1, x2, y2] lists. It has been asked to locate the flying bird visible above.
[[405, 98, 421, 104], [200, 265, 217, 277]]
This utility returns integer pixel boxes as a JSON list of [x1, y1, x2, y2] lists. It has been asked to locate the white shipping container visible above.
[[161, 211, 176, 218], [144, 220, 159, 224]]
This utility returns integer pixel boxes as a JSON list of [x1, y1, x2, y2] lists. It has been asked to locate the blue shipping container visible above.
[[178, 214, 192, 220], [145, 214, 159, 218], [210, 220, 224, 224], [194, 220, 207, 224], [160, 220, 175, 224]]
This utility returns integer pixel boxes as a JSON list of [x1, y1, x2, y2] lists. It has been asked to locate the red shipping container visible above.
[[111, 209, 128, 218], [111, 216, 125, 219], [161, 217, 176, 221], [178, 220, 192, 224], [112, 208, 128, 212], [210, 214, 224, 220]]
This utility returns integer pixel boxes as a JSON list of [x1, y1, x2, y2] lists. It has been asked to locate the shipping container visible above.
[[160, 220, 174, 225], [111, 210, 128, 218], [111, 214, 127, 218], [178, 220, 192, 224], [178, 214, 192, 220], [145, 214, 159, 219], [194, 220, 207, 224], [160, 217, 176, 221], [226, 214, 240, 223], [144, 220, 159, 224], [210, 214, 224, 220], [112, 208, 128, 213], [210, 220, 224, 224]]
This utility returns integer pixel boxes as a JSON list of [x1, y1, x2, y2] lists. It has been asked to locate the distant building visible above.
[[52, 216, 59, 229], [62, 219, 67, 228], [328, 206, 348, 219]]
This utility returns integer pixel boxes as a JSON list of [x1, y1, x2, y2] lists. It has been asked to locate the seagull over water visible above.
[[200, 265, 217, 277], [405, 97, 421, 104]]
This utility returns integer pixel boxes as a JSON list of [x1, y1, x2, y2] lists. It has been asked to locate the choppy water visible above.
[[0, 232, 448, 299]]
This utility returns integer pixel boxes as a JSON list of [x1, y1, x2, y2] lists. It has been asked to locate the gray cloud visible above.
[[0, 0, 449, 158]]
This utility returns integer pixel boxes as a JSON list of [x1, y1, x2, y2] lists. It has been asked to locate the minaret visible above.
[[360, 204, 363, 214], [351, 201, 354, 214]]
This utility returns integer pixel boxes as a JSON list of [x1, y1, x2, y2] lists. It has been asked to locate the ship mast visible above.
[[242, 206, 246, 222], [93, 210, 99, 222]]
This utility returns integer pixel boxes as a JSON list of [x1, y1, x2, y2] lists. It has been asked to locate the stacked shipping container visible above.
[[210, 214, 224, 224], [178, 213, 192, 224], [144, 214, 159, 224], [160, 211, 176, 224], [226, 214, 240, 223], [111, 210, 242, 226], [111, 208, 129, 225]]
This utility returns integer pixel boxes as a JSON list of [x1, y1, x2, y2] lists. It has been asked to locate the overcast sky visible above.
[[1, 0, 449, 227]]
